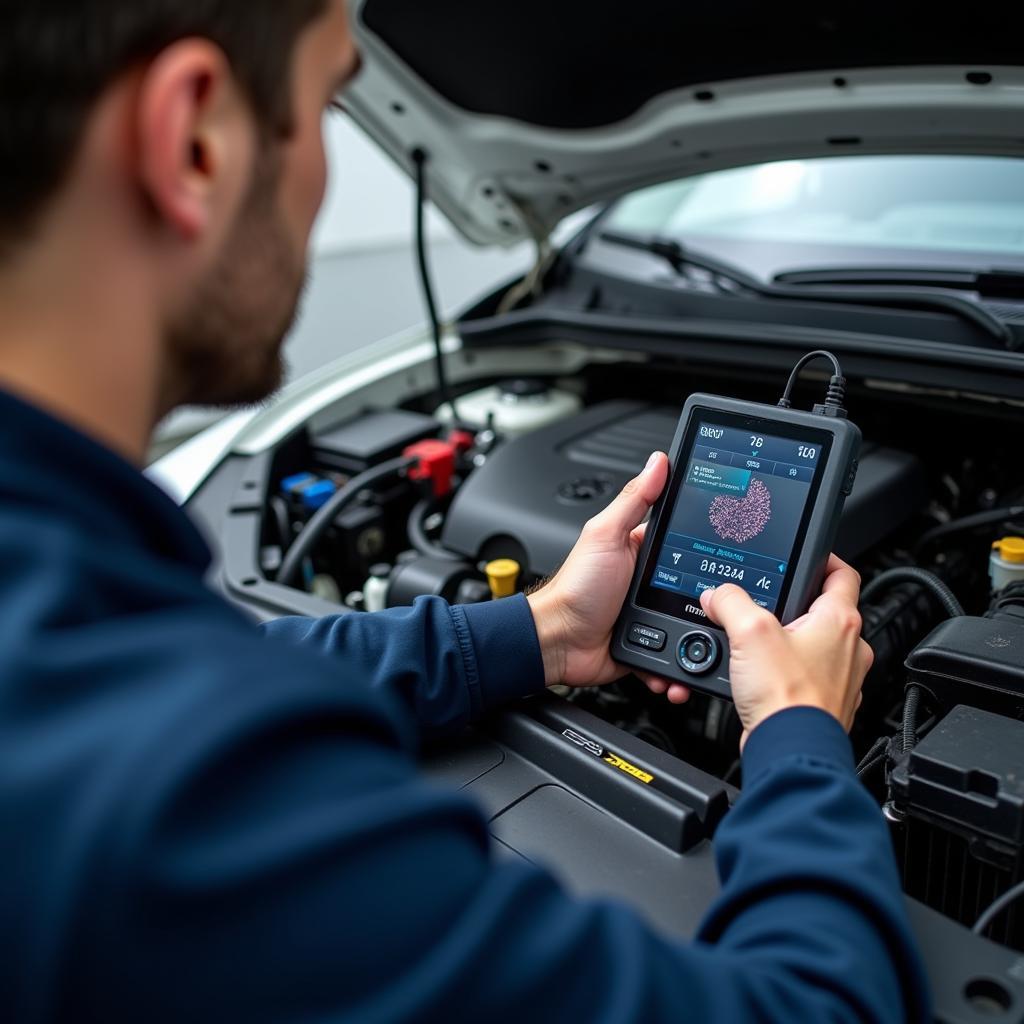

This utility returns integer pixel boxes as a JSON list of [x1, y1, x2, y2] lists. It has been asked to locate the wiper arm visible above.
[[600, 230, 767, 292], [775, 265, 1024, 300], [598, 231, 1015, 349]]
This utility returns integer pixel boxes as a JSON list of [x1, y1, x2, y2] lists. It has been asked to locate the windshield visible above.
[[604, 156, 1024, 279]]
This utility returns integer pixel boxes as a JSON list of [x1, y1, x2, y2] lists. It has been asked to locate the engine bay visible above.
[[188, 351, 1024, 1003]]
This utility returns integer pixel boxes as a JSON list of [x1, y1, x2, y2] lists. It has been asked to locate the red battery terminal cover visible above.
[[404, 439, 457, 498], [448, 429, 476, 456]]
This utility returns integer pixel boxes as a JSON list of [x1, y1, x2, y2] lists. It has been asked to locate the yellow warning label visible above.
[[603, 753, 654, 784]]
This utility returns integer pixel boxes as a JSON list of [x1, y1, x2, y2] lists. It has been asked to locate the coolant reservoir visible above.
[[363, 564, 392, 613], [436, 379, 581, 437], [990, 537, 1024, 591]]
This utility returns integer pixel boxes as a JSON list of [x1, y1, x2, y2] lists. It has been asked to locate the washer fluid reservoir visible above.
[[991, 537, 1024, 592], [436, 379, 581, 437]]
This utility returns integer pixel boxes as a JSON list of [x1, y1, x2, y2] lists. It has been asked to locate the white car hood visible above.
[[345, 0, 1024, 246]]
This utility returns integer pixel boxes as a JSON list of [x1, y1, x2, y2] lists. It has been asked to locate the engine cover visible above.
[[442, 400, 926, 577], [905, 616, 1024, 717]]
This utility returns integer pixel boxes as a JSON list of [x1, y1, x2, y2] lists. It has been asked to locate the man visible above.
[[0, 1, 929, 1021]]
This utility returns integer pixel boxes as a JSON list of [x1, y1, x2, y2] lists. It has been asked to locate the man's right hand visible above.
[[706, 554, 873, 747], [648, 555, 873, 748]]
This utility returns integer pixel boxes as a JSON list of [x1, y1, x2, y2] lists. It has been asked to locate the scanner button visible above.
[[686, 638, 710, 663], [842, 459, 859, 496], [628, 623, 667, 652], [677, 631, 721, 675]]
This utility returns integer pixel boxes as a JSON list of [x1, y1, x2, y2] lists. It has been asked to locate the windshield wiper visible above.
[[598, 231, 1015, 349], [774, 266, 1024, 300]]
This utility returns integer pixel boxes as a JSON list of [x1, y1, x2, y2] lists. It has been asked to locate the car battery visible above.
[[891, 705, 1024, 948], [313, 409, 439, 475]]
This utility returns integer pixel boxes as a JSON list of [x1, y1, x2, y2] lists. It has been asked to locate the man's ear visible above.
[[135, 39, 255, 242]]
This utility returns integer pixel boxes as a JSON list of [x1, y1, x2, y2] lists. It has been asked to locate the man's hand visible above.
[[526, 452, 687, 699], [687, 556, 873, 747]]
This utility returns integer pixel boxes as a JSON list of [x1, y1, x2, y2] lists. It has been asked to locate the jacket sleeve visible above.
[[66, 619, 931, 1024], [258, 594, 547, 737], [694, 707, 932, 1022]]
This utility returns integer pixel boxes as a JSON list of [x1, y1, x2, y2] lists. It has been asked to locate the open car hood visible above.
[[346, 0, 1024, 246]]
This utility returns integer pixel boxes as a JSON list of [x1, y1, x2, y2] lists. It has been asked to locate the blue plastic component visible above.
[[302, 480, 337, 511], [281, 473, 316, 496], [281, 473, 336, 511]]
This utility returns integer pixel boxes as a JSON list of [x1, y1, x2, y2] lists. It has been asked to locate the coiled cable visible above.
[[407, 499, 462, 561]]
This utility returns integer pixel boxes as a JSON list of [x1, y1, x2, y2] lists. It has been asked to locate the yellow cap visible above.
[[486, 559, 521, 599], [993, 537, 1024, 564]]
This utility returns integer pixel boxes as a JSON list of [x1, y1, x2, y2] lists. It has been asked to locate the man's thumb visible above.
[[701, 583, 768, 635], [591, 452, 668, 538]]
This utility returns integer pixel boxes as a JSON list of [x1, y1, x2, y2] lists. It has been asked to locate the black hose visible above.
[[860, 567, 965, 619], [277, 457, 416, 589], [901, 684, 922, 754], [913, 506, 1024, 557], [861, 585, 936, 683], [407, 499, 462, 561], [269, 496, 292, 553], [973, 877, 1024, 937]]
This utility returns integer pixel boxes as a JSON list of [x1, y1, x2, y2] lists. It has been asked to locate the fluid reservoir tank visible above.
[[991, 537, 1024, 592], [436, 379, 581, 437]]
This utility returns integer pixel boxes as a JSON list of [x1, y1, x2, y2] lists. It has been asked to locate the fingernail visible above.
[[645, 452, 660, 471]]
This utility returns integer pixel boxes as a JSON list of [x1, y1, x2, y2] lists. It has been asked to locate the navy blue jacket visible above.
[[0, 389, 930, 1023]]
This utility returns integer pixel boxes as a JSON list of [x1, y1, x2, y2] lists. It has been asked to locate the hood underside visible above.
[[345, 0, 1024, 246]]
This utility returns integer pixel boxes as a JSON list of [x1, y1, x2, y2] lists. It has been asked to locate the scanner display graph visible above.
[[646, 420, 822, 614], [708, 477, 772, 543]]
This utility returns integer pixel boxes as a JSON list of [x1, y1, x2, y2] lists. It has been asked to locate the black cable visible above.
[[777, 349, 846, 412], [860, 567, 965, 618], [277, 457, 416, 589], [856, 735, 890, 776], [407, 499, 462, 561], [413, 149, 458, 421], [973, 877, 1024, 936], [857, 752, 889, 780], [912, 506, 1024, 557], [269, 496, 292, 553], [901, 684, 922, 754]]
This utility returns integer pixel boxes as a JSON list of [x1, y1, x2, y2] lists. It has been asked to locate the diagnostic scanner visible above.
[[612, 356, 861, 700]]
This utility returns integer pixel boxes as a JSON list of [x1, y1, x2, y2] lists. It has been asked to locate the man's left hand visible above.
[[526, 451, 687, 702]]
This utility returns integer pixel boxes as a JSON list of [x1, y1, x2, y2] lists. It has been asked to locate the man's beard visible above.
[[164, 152, 307, 410]]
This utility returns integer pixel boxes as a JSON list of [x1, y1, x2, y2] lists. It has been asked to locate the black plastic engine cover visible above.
[[423, 700, 1024, 1022], [893, 704, 1024, 848], [906, 616, 1024, 718], [442, 400, 926, 577]]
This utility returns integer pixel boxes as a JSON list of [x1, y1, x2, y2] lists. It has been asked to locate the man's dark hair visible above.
[[0, 0, 328, 253]]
